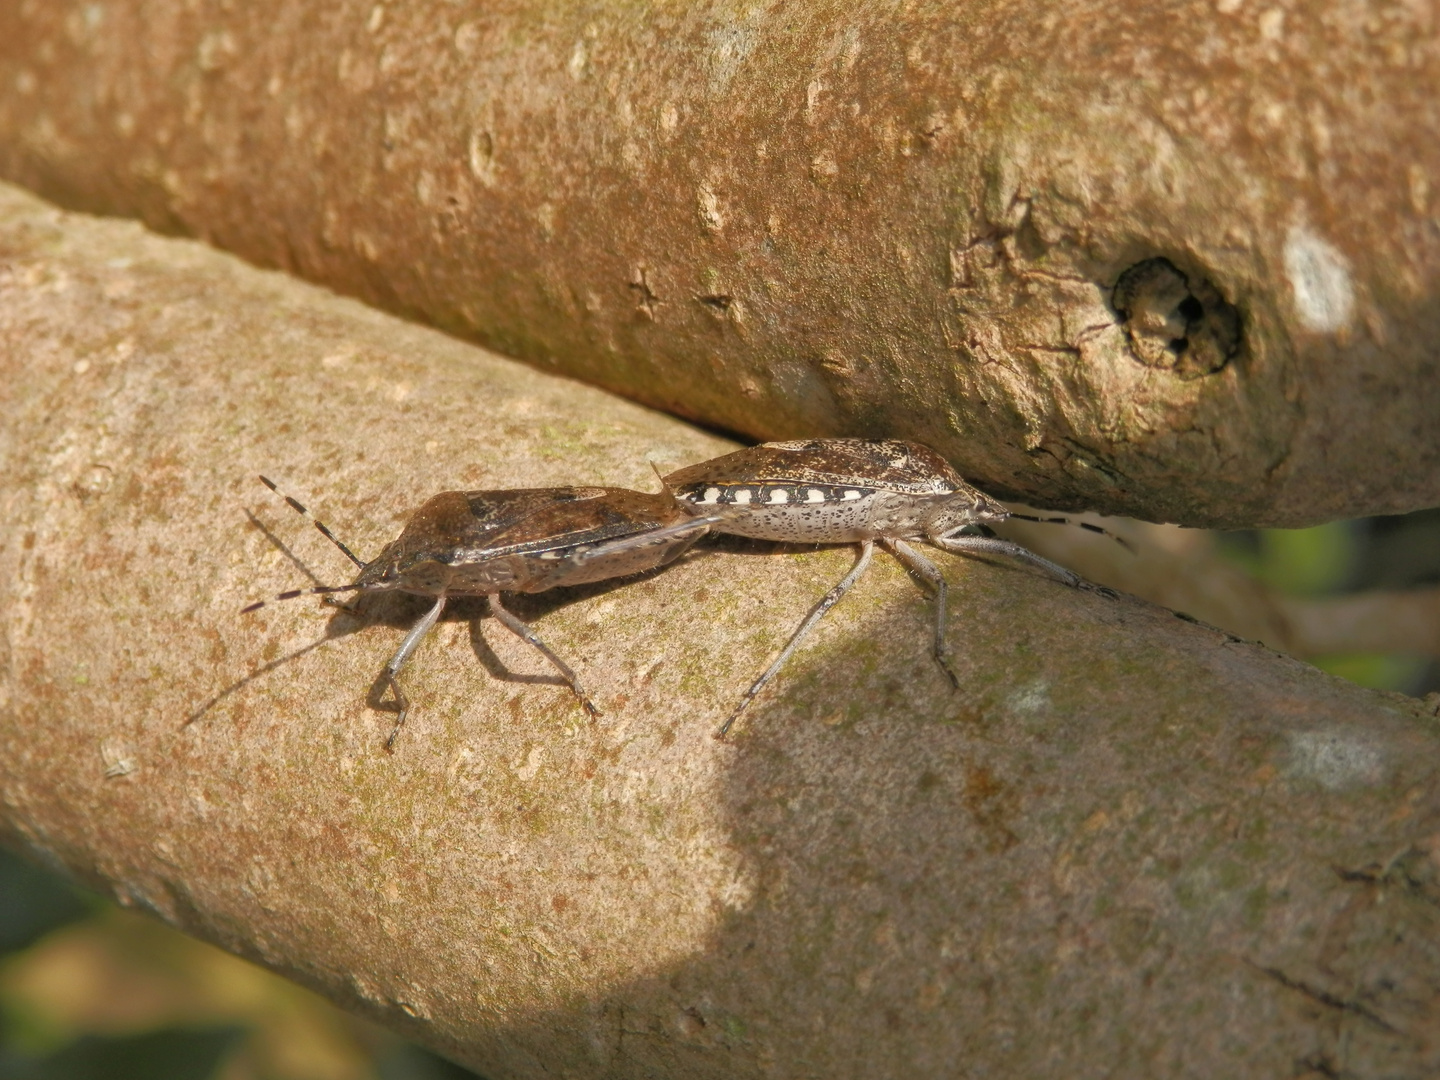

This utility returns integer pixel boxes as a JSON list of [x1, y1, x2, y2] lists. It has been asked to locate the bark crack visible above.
[[1249, 961, 1404, 1037]]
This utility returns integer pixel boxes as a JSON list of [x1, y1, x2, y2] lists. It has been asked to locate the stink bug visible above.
[[244, 477, 716, 748], [664, 439, 1123, 734]]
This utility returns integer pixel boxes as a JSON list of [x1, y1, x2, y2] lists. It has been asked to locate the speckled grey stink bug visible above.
[[243, 478, 717, 748], [664, 439, 1121, 734]]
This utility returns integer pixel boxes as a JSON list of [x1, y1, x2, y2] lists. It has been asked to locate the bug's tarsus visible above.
[[1007, 512, 1136, 554], [489, 594, 602, 718], [258, 474, 368, 569], [367, 668, 408, 754], [718, 540, 876, 739]]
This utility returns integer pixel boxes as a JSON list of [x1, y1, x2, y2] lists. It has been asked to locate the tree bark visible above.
[[3, 181, 1440, 1080], [0, 1, 1437, 527]]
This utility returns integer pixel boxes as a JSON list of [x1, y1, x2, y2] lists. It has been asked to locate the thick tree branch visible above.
[[0, 1, 1437, 526], [2, 183, 1439, 1079]]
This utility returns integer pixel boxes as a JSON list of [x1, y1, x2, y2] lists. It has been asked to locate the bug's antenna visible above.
[[258, 475, 367, 569], [1007, 513, 1136, 554], [240, 582, 380, 614]]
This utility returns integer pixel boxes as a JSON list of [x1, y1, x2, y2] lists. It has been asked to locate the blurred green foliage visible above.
[[1217, 508, 1440, 695]]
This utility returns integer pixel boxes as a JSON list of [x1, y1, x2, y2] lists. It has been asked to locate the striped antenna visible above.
[[1008, 512, 1136, 554], [241, 582, 382, 615], [258, 475, 367, 569]]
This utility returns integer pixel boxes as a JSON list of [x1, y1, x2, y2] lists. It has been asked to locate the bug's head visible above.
[[923, 488, 1012, 537], [352, 543, 404, 590], [353, 538, 455, 595], [349, 491, 474, 594]]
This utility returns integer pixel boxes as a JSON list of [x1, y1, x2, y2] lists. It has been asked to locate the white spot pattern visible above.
[[769, 489, 789, 504], [734, 488, 753, 504], [701, 487, 721, 505], [806, 488, 825, 503], [842, 490, 863, 500]]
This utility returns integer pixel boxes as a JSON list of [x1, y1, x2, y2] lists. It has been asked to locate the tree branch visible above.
[[2, 182, 1439, 1079], [0, 1, 1436, 525]]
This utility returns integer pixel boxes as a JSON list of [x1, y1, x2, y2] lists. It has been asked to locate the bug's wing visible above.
[[475, 487, 695, 556], [663, 439, 963, 494], [361, 487, 602, 573], [568, 513, 724, 566]]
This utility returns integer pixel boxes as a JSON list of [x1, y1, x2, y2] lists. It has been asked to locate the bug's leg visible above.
[[373, 595, 447, 751], [931, 534, 1081, 588], [883, 538, 960, 690], [719, 540, 875, 739], [489, 593, 602, 719]]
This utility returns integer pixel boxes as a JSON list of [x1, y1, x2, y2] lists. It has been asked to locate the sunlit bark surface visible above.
[[2, 184, 1439, 1080], [1, 1, 1438, 525]]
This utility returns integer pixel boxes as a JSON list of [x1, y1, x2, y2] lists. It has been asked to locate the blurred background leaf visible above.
[[1218, 508, 1440, 693]]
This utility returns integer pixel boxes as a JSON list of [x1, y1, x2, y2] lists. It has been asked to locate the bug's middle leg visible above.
[[720, 539, 876, 738], [883, 537, 961, 689], [371, 594, 447, 751], [489, 593, 601, 718]]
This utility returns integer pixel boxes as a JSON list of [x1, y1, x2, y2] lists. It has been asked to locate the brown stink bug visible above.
[[664, 439, 1124, 734], [243, 477, 717, 748]]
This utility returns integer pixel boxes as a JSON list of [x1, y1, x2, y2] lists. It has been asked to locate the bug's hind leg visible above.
[[489, 593, 602, 719], [883, 538, 960, 690], [370, 595, 447, 751], [931, 534, 1081, 587], [720, 539, 875, 739]]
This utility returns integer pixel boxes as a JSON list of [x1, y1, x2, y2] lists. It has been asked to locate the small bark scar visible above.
[[629, 267, 661, 320]]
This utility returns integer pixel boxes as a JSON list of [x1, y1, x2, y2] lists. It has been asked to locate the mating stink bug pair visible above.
[[246, 439, 1114, 745]]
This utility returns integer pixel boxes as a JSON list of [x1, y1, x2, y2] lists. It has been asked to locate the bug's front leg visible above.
[[567, 513, 723, 567], [720, 539, 876, 738], [370, 594, 447, 751], [930, 533, 1081, 588]]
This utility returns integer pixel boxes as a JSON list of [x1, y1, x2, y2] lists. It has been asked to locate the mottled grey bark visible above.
[[1, 1, 1437, 527], [2, 184, 1439, 1080]]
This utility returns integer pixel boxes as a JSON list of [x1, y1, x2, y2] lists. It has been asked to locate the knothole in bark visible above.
[[1112, 258, 1241, 379]]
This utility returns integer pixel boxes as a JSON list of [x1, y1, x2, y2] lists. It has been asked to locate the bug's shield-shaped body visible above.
[[663, 439, 1081, 736], [357, 486, 705, 596], [662, 438, 1011, 542], [250, 483, 713, 749]]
